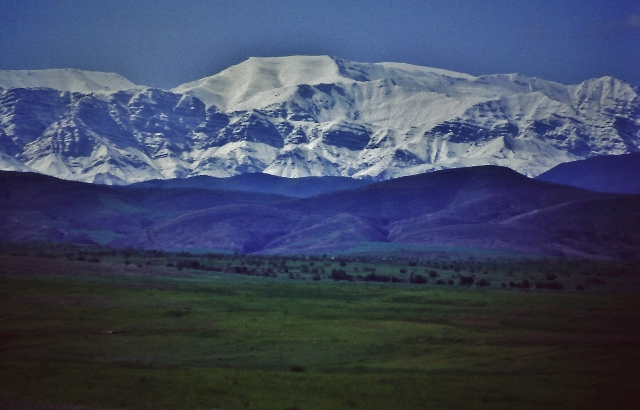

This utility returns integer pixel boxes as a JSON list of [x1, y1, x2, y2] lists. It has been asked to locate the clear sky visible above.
[[1, 0, 638, 89]]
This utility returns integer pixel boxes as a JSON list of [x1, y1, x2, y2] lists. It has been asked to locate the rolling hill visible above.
[[2, 167, 638, 260], [536, 153, 640, 194]]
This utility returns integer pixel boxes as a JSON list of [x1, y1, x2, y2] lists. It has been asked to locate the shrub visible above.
[[459, 276, 474, 286], [409, 274, 427, 284], [509, 280, 530, 289], [364, 273, 391, 283], [330, 269, 353, 281]]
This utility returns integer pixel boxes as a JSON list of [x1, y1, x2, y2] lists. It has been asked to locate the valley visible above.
[[1, 244, 639, 409], [1, 56, 639, 410]]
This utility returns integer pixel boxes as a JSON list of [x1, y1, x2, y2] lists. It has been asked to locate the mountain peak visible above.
[[173, 55, 346, 109], [172, 55, 478, 109]]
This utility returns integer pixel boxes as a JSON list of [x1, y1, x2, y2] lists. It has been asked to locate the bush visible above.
[[459, 276, 474, 286], [428, 270, 438, 278], [409, 274, 427, 284], [364, 273, 391, 283], [330, 269, 353, 281], [509, 280, 530, 289]]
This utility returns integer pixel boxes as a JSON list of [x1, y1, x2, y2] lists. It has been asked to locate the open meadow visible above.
[[1, 244, 639, 409]]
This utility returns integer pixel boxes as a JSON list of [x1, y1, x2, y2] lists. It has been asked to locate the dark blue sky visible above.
[[1, 0, 638, 89]]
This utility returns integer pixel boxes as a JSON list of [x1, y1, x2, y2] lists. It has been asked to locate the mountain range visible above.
[[1, 166, 639, 260], [1, 56, 639, 184]]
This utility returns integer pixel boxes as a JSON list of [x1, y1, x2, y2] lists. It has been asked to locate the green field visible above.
[[1, 245, 639, 409]]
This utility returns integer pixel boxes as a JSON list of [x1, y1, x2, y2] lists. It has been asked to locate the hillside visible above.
[[536, 153, 640, 194], [2, 167, 638, 260]]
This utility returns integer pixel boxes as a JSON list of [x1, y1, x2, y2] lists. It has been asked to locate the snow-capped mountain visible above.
[[1, 56, 638, 184]]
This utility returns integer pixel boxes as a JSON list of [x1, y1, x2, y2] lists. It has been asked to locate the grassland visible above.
[[1, 244, 639, 409]]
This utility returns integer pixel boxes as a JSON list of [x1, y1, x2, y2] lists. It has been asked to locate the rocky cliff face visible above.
[[1, 56, 639, 184]]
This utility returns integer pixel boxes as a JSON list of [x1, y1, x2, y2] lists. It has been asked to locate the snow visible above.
[[0, 68, 136, 93], [1, 56, 639, 184], [373, 62, 477, 81], [173, 56, 346, 110], [263, 146, 342, 178], [0, 151, 34, 172]]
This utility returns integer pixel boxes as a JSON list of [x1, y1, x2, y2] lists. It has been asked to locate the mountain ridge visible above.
[[0, 68, 136, 93], [1, 56, 639, 184]]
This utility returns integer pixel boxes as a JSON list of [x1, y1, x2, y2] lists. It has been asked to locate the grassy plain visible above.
[[0, 246, 639, 409]]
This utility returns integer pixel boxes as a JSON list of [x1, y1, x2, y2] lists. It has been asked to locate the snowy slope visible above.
[[0, 57, 639, 183], [173, 56, 348, 110], [0, 69, 136, 93]]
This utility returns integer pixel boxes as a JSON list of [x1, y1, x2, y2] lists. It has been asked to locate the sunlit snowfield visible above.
[[1, 245, 639, 409]]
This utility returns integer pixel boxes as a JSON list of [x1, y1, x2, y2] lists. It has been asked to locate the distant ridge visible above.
[[130, 173, 376, 198], [536, 153, 640, 194]]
